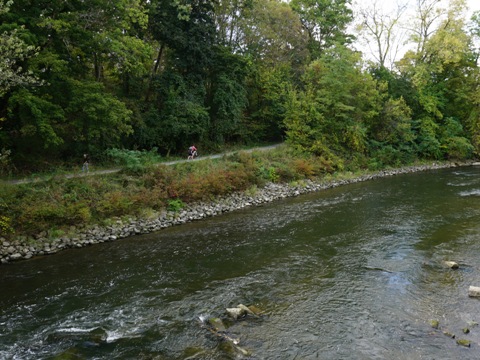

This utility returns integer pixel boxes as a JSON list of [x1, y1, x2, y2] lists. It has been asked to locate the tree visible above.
[[214, 0, 253, 51], [0, 0, 41, 98], [284, 45, 382, 158], [290, 0, 354, 60], [0, 0, 146, 164], [240, 0, 308, 67], [206, 47, 250, 144], [408, 0, 448, 62], [354, 0, 408, 69], [397, 0, 476, 159]]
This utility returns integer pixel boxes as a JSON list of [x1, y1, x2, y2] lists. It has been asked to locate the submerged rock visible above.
[[443, 331, 455, 338], [226, 303, 257, 320], [456, 339, 471, 347], [430, 319, 440, 329], [444, 261, 459, 269], [219, 341, 251, 357], [468, 286, 480, 297], [208, 317, 226, 332]]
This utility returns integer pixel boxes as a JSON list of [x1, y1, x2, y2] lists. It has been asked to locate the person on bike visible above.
[[187, 145, 197, 160]]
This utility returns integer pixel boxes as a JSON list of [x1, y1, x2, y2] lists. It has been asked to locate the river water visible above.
[[2, 167, 480, 359]]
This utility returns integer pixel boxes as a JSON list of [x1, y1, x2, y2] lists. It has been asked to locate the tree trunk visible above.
[[145, 44, 165, 102]]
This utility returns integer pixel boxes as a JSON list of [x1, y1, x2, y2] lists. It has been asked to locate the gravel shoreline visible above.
[[0, 161, 472, 264]]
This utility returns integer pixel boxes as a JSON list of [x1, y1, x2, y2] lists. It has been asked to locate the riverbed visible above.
[[1, 166, 480, 359]]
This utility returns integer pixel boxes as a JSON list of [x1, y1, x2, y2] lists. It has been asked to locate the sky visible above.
[[351, 0, 480, 66], [353, 0, 480, 15], [466, 0, 480, 16]]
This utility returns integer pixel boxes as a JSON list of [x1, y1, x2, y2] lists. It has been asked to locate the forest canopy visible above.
[[1, 0, 480, 172]]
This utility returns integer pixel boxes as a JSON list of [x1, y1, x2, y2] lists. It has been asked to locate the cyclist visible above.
[[187, 145, 197, 160]]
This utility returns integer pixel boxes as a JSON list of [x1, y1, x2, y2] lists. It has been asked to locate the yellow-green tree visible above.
[[284, 45, 381, 159]]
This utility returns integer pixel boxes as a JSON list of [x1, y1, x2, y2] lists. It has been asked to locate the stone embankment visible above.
[[0, 162, 468, 264]]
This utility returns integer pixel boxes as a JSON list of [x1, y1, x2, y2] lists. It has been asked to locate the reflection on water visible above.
[[1, 167, 480, 359]]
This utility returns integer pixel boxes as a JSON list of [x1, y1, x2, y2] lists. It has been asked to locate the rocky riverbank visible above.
[[0, 161, 471, 264]]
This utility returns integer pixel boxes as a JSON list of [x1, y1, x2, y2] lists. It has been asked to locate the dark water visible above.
[[2, 167, 480, 359]]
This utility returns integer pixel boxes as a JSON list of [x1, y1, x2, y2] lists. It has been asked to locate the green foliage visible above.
[[285, 45, 381, 158], [0, 215, 13, 235], [415, 117, 442, 159], [257, 166, 280, 183], [245, 64, 292, 142], [96, 191, 133, 217], [137, 72, 209, 154], [439, 117, 474, 159], [65, 80, 133, 152], [0, 0, 479, 176], [7, 89, 65, 149], [106, 148, 161, 174], [368, 143, 410, 169], [167, 198, 185, 212], [371, 97, 414, 145], [240, 0, 308, 66], [290, 0, 354, 59], [0, 17, 41, 97], [207, 47, 250, 144]]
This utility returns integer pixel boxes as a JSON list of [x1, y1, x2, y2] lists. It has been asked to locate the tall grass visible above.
[[0, 145, 418, 240]]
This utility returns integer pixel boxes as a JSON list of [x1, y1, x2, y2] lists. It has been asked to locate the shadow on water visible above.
[[2, 167, 480, 359]]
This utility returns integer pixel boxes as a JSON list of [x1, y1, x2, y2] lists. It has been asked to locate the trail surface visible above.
[[4, 144, 282, 185]]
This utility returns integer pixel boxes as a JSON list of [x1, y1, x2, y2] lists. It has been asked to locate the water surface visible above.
[[2, 167, 480, 359]]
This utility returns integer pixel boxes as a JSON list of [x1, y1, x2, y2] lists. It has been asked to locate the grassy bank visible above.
[[0, 144, 457, 241]]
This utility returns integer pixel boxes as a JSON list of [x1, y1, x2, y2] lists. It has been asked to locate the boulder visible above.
[[444, 261, 459, 269], [468, 286, 480, 297], [226, 307, 244, 320], [10, 253, 22, 260], [456, 339, 471, 347], [226, 304, 257, 320]]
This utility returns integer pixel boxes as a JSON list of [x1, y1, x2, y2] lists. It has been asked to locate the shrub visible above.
[[96, 191, 134, 217], [257, 166, 280, 182], [0, 215, 14, 235], [167, 198, 185, 212], [107, 148, 161, 174], [293, 158, 316, 178], [443, 137, 474, 160]]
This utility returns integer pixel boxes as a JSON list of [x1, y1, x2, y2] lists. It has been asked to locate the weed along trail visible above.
[[3, 144, 283, 185]]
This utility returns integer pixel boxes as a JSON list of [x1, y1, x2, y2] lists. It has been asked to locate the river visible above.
[[1, 166, 480, 359]]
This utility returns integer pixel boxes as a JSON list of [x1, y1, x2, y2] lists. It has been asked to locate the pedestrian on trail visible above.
[[187, 145, 197, 160], [82, 153, 89, 172]]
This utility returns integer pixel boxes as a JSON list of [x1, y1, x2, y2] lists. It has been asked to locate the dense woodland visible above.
[[1, 0, 480, 173]]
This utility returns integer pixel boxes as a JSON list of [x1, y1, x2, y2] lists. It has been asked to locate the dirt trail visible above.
[[4, 144, 282, 185]]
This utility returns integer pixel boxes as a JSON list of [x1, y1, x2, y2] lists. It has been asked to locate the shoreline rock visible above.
[[0, 161, 466, 264]]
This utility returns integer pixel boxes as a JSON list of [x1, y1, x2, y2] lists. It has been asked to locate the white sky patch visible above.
[[350, 0, 480, 66]]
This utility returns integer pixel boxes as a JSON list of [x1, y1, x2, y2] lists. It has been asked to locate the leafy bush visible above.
[[96, 191, 134, 217], [292, 159, 316, 178], [167, 198, 185, 212], [0, 215, 14, 235], [107, 148, 161, 174], [443, 137, 474, 160], [256, 166, 279, 182]]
